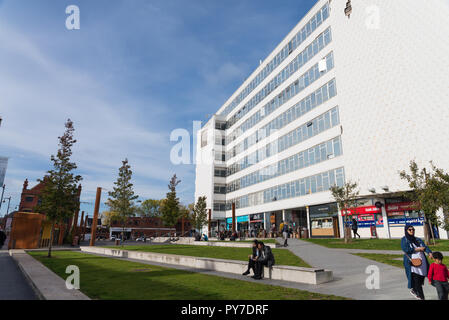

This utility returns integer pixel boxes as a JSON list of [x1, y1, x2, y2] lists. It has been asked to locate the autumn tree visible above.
[[330, 181, 361, 244], [160, 174, 181, 233], [137, 199, 163, 217], [190, 196, 208, 233], [400, 160, 449, 245], [36, 119, 82, 257], [106, 159, 138, 244]]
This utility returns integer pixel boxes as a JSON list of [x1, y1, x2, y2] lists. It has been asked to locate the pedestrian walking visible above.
[[282, 223, 289, 247], [0, 228, 6, 249], [352, 218, 361, 239], [428, 251, 449, 300], [253, 241, 275, 280], [401, 224, 433, 300], [242, 240, 259, 276]]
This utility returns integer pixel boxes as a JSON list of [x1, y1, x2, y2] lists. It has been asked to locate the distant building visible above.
[[0, 157, 8, 187], [18, 179, 44, 212], [109, 216, 191, 239], [11, 178, 83, 248]]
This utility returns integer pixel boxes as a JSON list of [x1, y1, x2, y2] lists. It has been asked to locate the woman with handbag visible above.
[[401, 224, 433, 300]]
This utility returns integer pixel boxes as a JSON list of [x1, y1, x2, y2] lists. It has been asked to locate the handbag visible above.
[[406, 254, 422, 267]]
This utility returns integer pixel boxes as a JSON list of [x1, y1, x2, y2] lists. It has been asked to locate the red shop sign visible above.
[[341, 206, 381, 216], [386, 202, 420, 213]]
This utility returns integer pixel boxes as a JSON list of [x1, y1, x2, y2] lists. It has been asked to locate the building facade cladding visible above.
[[201, 0, 339, 218], [225, 27, 333, 134], [197, 0, 449, 239], [220, 3, 330, 118]]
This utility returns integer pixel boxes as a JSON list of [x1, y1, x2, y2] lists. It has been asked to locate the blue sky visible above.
[[0, 0, 317, 216]]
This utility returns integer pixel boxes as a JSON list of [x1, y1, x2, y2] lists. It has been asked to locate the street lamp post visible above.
[[0, 185, 5, 213], [3, 196, 11, 216]]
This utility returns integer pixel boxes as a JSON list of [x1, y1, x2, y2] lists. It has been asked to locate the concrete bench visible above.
[[80, 246, 333, 285], [152, 237, 284, 248]]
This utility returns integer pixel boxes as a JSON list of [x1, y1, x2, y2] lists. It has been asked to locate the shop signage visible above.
[[227, 216, 249, 224], [388, 217, 424, 227], [309, 203, 338, 217], [386, 202, 420, 212], [250, 213, 264, 221], [353, 214, 384, 228], [237, 215, 249, 223], [341, 205, 381, 216]]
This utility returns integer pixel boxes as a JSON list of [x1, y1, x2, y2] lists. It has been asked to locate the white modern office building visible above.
[[195, 0, 449, 239]]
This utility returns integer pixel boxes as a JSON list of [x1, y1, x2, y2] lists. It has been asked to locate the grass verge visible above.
[[106, 244, 311, 268], [304, 238, 449, 251], [29, 251, 346, 300], [352, 253, 404, 268]]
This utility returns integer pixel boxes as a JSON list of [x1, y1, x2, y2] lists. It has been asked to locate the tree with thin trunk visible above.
[[400, 160, 449, 245], [432, 166, 449, 232], [35, 119, 82, 258], [137, 199, 163, 217], [106, 159, 138, 245], [330, 181, 361, 244], [190, 196, 208, 233], [160, 174, 181, 235]]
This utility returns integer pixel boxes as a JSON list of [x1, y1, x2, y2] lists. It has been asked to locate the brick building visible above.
[[16, 178, 83, 246], [110, 216, 191, 239]]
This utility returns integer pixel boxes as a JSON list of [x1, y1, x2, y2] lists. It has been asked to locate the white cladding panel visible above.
[[195, 0, 449, 228], [331, 0, 449, 194]]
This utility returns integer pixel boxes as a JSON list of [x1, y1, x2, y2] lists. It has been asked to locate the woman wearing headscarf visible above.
[[401, 224, 433, 300]]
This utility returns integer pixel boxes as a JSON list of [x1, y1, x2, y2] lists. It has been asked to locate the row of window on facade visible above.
[[220, 3, 330, 118], [222, 136, 342, 194], [208, 51, 335, 156], [216, 106, 339, 177], [212, 167, 345, 212], [224, 77, 337, 162], [226, 27, 333, 135]]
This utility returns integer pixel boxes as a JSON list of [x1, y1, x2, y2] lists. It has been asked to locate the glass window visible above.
[[311, 176, 317, 193], [331, 108, 339, 126], [322, 5, 329, 20], [334, 138, 342, 156]]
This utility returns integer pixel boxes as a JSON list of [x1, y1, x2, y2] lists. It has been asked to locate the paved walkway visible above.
[[317, 248, 449, 256], [0, 251, 37, 300], [282, 238, 438, 300]]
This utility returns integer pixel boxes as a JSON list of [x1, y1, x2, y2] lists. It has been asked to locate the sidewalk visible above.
[[0, 251, 37, 300], [323, 248, 449, 256], [283, 238, 438, 300]]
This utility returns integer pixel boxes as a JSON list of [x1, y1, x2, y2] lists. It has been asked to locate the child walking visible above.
[[428, 251, 449, 300]]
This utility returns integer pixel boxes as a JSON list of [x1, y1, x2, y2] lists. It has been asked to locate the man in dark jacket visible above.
[[352, 218, 361, 239], [242, 240, 259, 276], [282, 223, 289, 247], [253, 241, 275, 280], [0, 228, 6, 249]]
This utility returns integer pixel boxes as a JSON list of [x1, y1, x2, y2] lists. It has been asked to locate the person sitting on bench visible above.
[[253, 241, 275, 280]]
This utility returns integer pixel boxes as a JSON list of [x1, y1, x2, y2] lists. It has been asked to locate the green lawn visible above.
[[304, 238, 449, 251], [352, 253, 404, 268], [29, 251, 346, 300], [108, 244, 311, 268]]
